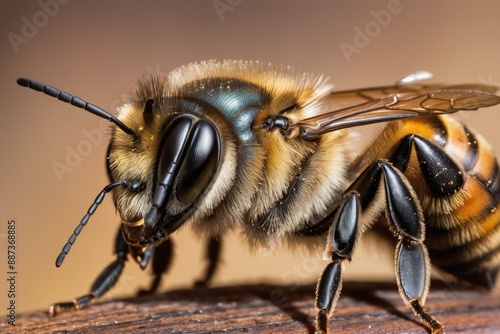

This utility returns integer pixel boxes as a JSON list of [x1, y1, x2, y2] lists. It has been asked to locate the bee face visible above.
[[17, 61, 500, 332], [109, 83, 226, 243]]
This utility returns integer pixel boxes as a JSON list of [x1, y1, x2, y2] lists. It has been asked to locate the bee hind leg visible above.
[[194, 236, 222, 288], [377, 160, 443, 333], [396, 240, 443, 333], [48, 227, 129, 316], [314, 160, 443, 333]]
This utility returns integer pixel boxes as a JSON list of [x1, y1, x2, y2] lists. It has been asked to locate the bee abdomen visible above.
[[425, 158, 500, 288], [370, 116, 500, 288], [414, 118, 500, 288]]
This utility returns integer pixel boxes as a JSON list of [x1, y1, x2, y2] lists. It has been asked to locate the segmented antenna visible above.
[[55, 181, 127, 267], [56, 181, 127, 267], [55, 179, 146, 267], [17, 78, 140, 141]]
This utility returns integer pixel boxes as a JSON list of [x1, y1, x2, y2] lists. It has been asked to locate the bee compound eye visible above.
[[176, 120, 220, 205]]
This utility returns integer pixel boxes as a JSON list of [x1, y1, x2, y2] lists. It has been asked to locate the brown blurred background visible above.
[[1, 0, 500, 315]]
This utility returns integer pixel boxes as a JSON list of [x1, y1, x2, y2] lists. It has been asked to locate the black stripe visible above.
[[486, 161, 500, 196], [471, 161, 500, 218], [426, 116, 448, 147], [427, 221, 500, 265], [462, 126, 479, 172], [431, 242, 500, 274], [426, 209, 500, 236]]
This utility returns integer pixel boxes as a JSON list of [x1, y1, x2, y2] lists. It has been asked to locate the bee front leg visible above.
[[137, 238, 174, 295], [48, 226, 129, 316]]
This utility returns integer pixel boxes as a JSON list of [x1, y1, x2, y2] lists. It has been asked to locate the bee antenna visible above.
[[55, 181, 127, 267], [17, 78, 140, 142]]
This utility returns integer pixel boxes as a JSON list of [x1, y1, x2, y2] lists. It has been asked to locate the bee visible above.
[[18, 60, 500, 333]]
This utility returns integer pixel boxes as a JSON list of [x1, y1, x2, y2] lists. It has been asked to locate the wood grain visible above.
[[4, 281, 500, 333]]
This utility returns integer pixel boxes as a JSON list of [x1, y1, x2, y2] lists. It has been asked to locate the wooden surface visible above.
[[4, 281, 500, 333]]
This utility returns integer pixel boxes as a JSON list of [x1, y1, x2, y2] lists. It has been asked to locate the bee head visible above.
[[108, 75, 224, 246], [16, 74, 227, 263]]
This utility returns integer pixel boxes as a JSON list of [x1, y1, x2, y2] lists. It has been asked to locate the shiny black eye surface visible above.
[[156, 115, 221, 209], [158, 116, 193, 169], [176, 120, 220, 205]]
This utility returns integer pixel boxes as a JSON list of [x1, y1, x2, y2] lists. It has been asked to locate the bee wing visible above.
[[294, 84, 500, 139]]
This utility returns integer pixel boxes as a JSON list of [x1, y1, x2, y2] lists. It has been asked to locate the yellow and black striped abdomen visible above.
[[366, 115, 500, 288]]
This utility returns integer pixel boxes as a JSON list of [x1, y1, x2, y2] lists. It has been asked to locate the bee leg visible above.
[[396, 240, 443, 334], [390, 134, 464, 196], [194, 236, 222, 288], [315, 192, 361, 334], [313, 160, 443, 333], [48, 227, 129, 316], [377, 161, 443, 334], [137, 238, 174, 295], [393, 134, 499, 290]]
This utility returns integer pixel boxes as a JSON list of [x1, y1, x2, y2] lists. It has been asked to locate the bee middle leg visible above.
[[313, 160, 443, 334], [137, 238, 174, 295], [314, 191, 360, 333], [137, 235, 222, 294]]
